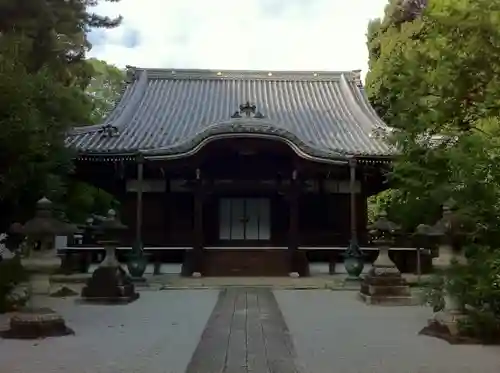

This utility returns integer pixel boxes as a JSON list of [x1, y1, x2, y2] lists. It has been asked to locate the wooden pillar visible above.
[[288, 169, 299, 272], [135, 157, 144, 245], [349, 158, 357, 243], [193, 168, 204, 273]]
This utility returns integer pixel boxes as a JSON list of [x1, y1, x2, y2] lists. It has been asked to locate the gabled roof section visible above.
[[67, 67, 393, 161]]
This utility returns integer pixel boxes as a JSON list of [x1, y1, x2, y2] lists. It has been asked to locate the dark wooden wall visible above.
[[120, 191, 368, 247]]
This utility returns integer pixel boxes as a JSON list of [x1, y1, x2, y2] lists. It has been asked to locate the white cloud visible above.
[[88, 0, 388, 79]]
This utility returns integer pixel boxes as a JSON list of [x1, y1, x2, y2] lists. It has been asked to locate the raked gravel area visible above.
[[2, 289, 500, 373], [275, 290, 500, 373], [0, 290, 218, 373]]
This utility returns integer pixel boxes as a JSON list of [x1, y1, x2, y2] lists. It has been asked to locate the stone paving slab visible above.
[[0, 290, 218, 373], [275, 290, 500, 373], [186, 288, 303, 373]]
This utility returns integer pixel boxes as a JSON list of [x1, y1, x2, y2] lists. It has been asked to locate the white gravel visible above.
[[274, 290, 500, 373], [4, 289, 500, 373], [0, 290, 218, 373]]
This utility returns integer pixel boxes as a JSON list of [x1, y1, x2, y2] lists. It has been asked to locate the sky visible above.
[[88, 0, 389, 80]]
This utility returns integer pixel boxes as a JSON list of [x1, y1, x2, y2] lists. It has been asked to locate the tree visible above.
[[0, 0, 122, 228], [0, 37, 93, 227], [85, 58, 126, 124], [0, 0, 122, 87], [367, 0, 500, 133], [365, 0, 500, 234], [365, 0, 500, 338]]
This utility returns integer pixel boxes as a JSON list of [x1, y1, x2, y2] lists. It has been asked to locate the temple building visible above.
[[66, 67, 394, 276]]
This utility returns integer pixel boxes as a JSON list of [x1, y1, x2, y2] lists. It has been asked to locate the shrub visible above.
[[424, 246, 500, 341], [0, 255, 28, 313]]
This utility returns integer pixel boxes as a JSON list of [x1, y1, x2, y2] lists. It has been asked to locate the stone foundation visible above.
[[81, 266, 139, 304], [1, 307, 74, 339]]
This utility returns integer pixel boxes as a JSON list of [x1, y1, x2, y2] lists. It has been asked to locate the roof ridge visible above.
[[126, 67, 362, 82]]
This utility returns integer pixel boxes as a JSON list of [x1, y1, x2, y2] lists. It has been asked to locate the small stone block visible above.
[[192, 272, 202, 278], [289, 272, 300, 278]]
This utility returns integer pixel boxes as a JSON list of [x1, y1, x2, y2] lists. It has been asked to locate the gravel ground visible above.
[[274, 290, 500, 373], [0, 290, 218, 373]]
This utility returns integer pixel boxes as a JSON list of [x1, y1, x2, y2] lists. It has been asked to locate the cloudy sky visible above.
[[89, 0, 389, 79]]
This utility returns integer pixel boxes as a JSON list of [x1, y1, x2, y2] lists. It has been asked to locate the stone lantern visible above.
[[2, 197, 77, 339], [412, 223, 440, 282], [420, 202, 467, 336], [10, 197, 78, 292], [80, 209, 139, 304], [359, 212, 412, 305], [431, 201, 467, 269]]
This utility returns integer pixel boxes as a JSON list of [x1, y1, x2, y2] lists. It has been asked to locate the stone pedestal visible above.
[[81, 245, 139, 304], [1, 308, 74, 339], [430, 309, 466, 336], [22, 253, 61, 295], [359, 246, 412, 306], [1, 251, 75, 339], [422, 294, 468, 342]]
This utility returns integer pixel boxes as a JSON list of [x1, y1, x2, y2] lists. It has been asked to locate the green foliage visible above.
[[424, 247, 500, 341], [387, 125, 500, 238], [0, 38, 92, 224], [366, 0, 500, 339], [366, 0, 500, 236], [64, 181, 119, 223], [0, 0, 122, 86], [85, 58, 126, 124], [0, 1, 123, 229], [0, 255, 28, 313], [367, 0, 500, 133]]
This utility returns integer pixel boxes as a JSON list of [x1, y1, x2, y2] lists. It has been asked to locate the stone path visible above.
[[185, 288, 303, 373]]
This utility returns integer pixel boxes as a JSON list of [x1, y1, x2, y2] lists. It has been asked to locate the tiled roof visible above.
[[67, 68, 393, 160]]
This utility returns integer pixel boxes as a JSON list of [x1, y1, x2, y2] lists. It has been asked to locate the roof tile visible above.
[[67, 68, 393, 159]]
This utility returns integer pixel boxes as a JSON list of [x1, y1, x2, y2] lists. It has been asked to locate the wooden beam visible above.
[[349, 159, 357, 242], [193, 168, 204, 272], [288, 169, 299, 271], [135, 158, 144, 244]]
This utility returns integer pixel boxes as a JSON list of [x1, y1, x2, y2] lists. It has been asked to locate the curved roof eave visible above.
[[139, 118, 347, 163]]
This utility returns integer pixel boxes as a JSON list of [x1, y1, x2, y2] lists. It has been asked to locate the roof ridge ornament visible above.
[[352, 70, 363, 88], [231, 101, 265, 119], [125, 65, 138, 83], [99, 123, 120, 138]]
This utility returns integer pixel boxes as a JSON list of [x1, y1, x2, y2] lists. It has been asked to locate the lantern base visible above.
[[359, 265, 413, 306], [80, 265, 140, 304], [1, 307, 74, 339], [419, 312, 476, 344], [433, 310, 466, 335]]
